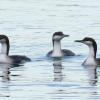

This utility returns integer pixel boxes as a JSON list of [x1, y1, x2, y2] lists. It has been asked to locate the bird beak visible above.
[[63, 35, 69, 37], [75, 40, 83, 43]]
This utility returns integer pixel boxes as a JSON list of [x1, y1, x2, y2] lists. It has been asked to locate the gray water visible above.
[[0, 0, 100, 100]]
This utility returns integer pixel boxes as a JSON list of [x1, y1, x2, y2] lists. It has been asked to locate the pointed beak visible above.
[[63, 34, 69, 37], [75, 40, 83, 43]]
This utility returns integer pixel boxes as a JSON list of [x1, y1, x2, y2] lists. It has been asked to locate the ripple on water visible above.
[[0, 0, 100, 100]]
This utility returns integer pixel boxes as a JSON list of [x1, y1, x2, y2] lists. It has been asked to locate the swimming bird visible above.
[[0, 35, 31, 64], [75, 37, 100, 66], [47, 32, 75, 57]]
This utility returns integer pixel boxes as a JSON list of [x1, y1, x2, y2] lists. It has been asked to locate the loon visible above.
[[75, 37, 100, 66], [47, 32, 75, 57], [0, 35, 31, 64]]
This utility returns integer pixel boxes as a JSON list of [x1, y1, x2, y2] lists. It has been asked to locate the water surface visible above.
[[0, 0, 100, 100]]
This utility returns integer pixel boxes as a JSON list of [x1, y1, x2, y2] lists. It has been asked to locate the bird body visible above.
[[0, 35, 31, 64], [47, 32, 75, 57], [75, 37, 100, 66]]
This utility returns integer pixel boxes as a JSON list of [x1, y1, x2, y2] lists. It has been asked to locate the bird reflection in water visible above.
[[0, 64, 11, 82], [0, 63, 21, 82], [84, 65, 98, 85], [53, 58, 63, 82]]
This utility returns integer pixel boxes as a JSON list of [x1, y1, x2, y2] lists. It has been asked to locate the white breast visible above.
[[83, 57, 96, 66], [52, 50, 63, 57], [83, 45, 97, 66], [0, 54, 12, 64]]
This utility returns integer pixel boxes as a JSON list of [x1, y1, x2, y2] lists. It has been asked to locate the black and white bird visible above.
[[75, 37, 100, 66], [47, 32, 75, 57], [0, 35, 31, 64]]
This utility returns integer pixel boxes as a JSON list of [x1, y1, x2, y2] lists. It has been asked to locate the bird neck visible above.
[[1, 42, 9, 55], [83, 46, 96, 65], [88, 46, 96, 59], [52, 40, 63, 57]]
